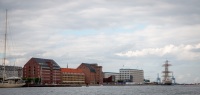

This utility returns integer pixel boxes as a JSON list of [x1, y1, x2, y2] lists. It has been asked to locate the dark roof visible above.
[[32, 58, 60, 69], [82, 63, 96, 73]]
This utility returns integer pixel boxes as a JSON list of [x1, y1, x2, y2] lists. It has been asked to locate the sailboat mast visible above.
[[3, 9, 8, 81]]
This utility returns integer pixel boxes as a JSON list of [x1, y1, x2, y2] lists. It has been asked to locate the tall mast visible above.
[[3, 9, 8, 81], [157, 73, 161, 84], [162, 60, 172, 83]]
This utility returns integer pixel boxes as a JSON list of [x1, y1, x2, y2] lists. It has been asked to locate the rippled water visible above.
[[0, 85, 199, 95]]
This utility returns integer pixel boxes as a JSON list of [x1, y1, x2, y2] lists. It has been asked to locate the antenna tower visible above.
[[157, 73, 161, 84]]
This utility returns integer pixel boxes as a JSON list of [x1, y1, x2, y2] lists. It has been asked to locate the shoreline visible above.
[[21, 83, 200, 87]]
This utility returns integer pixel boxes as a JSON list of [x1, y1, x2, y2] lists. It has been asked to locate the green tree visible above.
[[27, 78, 32, 83], [35, 78, 40, 84]]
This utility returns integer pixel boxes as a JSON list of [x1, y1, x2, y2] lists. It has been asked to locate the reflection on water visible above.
[[0, 85, 200, 95]]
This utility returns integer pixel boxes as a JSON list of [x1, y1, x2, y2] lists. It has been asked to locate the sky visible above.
[[0, 0, 200, 84]]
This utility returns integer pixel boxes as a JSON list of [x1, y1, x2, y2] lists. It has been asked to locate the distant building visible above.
[[0, 65, 23, 80], [103, 75, 115, 84], [23, 58, 61, 84], [77, 63, 103, 85], [103, 72, 120, 83], [119, 69, 144, 84], [61, 68, 85, 84]]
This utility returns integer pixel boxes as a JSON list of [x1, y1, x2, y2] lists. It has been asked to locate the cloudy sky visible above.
[[0, 0, 200, 83]]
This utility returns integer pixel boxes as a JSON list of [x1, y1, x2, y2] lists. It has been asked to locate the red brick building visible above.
[[77, 63, 103, 85], [23, 58, 61, 84], [61, 68, 85, 84]]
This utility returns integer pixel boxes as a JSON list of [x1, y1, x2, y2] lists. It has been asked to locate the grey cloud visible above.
[[1, 0, 199, 32], [191, 48, 200, 52]]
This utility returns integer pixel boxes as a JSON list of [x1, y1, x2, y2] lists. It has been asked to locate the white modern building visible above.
[[0, 65, 23, 80], [119, 69, 144, 84]]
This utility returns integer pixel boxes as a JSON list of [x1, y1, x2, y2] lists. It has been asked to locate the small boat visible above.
[[0, 77, 25, 88], [0, 10, 25, 88]]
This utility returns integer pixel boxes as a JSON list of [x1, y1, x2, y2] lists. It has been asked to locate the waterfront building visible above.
[[0, 65, 23, 80], [61, 68, 85, 84], [77, 63, 103, 85], [119, 69, 144, 84], [23, 58, 61, 84], [103, 72, 120, 83], [103, 75, 115, 84]]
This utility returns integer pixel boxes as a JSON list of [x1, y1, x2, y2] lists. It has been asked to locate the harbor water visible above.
[[0, 85, 199, 95]]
